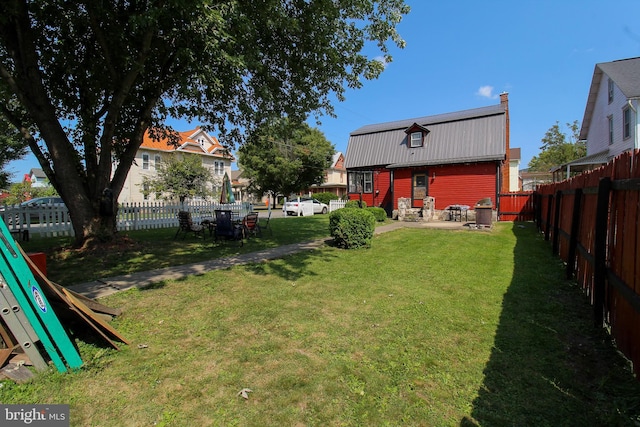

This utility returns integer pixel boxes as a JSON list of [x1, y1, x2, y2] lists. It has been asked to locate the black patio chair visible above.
[[174, 211, 205, 240], [213, 210, 244, 246]]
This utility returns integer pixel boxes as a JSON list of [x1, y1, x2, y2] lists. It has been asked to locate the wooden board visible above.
[[62, 288, 130, 345], [18, 246, 127, 349], [51, 282, 122, 317]]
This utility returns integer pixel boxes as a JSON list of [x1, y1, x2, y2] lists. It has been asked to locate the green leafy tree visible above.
[[528, 120, 586, 172], [141, 155, 214, 205], [239, 119, 335, 204], [0, 0, 409, 247], [0, 115, 28, 188], [3, 181, 59, 205]]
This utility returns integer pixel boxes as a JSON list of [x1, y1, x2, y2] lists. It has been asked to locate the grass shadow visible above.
[[464, 222, 640, 426]]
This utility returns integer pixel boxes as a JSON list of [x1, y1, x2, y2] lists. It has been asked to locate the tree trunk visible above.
[[69, 195, 119, 248]]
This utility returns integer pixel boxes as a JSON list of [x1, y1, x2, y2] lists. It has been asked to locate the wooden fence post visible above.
[[552, 190, 562, 255], [545, 193, 553, 241], [566, 189, 582, 279], [593, 177, 611, 327]]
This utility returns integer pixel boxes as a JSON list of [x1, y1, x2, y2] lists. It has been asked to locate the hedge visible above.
[[329, 208, 376, 249]]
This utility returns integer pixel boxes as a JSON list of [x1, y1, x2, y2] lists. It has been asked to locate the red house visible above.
[[345, 93, 510, 216]]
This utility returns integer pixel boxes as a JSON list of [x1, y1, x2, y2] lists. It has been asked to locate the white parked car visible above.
[[283, 197, 328, 216]]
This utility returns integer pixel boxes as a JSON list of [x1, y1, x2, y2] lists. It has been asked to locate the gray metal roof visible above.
[[580, 57, 640, 140], [345, 104, 507, 169]]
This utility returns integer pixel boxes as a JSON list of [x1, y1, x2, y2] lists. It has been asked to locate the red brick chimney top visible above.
[[500, 92, 509, 108]]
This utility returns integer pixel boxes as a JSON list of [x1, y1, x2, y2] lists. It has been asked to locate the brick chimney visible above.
[[500, 92, 510, 194]]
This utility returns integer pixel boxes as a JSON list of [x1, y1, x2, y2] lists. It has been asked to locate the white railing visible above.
[[329, 200, 347, 212], [0, 201, 254, 238]]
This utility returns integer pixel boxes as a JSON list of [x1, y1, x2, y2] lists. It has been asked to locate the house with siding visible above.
[[509, 147, 521, 192], [119, 127, 234, 203], [559, 57, 640, 177], [344, 93, 510, 215], [307, 152, 347, 198], [25, 168, 49, 188]]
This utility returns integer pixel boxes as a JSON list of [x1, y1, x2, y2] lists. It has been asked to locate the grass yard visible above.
[[2, 222, 640, 426], [19, 215, 333, 285]]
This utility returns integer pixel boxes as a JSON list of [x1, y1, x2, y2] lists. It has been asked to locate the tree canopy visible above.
[[238, 119, 335, 201], [141, 155, 214, 204], [0, 0, 409, 247], [0, 114, 27, 188], [528, 120, 586, 172]]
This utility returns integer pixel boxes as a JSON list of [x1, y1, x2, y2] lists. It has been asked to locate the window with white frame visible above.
[[348, 171, 373, 193], [143, 183, 150, 200], [608, 78, 614, 104], [623, 107, 631, 139], [608, 116, 614, 145], [410, 131, 423, 148], [154, 155, 161, 169], [214, 161, 224, 175], [142, 153, 149, 170]]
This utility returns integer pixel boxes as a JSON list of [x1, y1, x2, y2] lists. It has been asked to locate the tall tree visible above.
[[239, 119, 335, 202], [528, 120, 585, 172], [0, 0, 409, 247], [141, 155, 214, 205]]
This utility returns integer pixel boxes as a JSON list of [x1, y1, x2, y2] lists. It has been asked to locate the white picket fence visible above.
[[329, 199, 348, 212], [0, 201, 253, 238]]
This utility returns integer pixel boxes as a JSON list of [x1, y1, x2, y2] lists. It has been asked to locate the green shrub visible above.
[[329, 208, 376, 249], [366, 206, 387, 222], [344, 200, 367, 209], [313, 192, 339, 205]]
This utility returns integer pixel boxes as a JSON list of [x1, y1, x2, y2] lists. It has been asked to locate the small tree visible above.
[[239, 119, 335, 204], [528, 120, 585, 172], [141, 155, 215, 205]]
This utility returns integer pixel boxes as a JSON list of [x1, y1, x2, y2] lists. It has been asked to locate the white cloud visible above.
[[476, 85, 498, 99]]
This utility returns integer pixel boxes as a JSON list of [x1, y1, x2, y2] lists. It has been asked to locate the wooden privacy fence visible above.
[[498, 192, 535, 221], [535, 149, 640, 377]]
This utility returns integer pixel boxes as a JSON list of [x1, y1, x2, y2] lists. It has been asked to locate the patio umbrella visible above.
[[220, 172, 235, 204]]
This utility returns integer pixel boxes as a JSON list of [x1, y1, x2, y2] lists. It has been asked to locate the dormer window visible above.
[[410, 132, 423, 148], [404, 123, 429, 148]]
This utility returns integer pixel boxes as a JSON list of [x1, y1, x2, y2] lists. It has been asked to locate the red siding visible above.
[[394, 169, 412, 209], [428, 163, 497, 209], [392, 163, 497, 210], [373, 169, 392, 209]]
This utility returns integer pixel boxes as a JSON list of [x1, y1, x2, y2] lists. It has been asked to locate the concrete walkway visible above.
[[68, 220, 469, 299]]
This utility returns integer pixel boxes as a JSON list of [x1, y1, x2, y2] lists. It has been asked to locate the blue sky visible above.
[[7, 0, 640, 180]]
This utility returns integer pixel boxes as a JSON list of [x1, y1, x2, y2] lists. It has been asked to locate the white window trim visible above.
[[410, 131, 423, 148]]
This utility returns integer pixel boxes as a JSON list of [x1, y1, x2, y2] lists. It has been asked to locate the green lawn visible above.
[[19, 215, 333, 285], [3, 221, 640, 426]]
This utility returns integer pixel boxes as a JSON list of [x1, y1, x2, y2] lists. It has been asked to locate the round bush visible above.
[[344, 200, 367, 209], [366, 206, 387, 222], [329, 208, 376, 249]]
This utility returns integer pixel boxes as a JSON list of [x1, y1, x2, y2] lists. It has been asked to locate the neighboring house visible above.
[[26, 168, 49, 188], [119, 127, 234, 203], [344, 93, 510, 215], [520, 169, 552, 192], [230, 169, 256, 203], [308, 151, 347, 198], [559, 57, 640, 177], [509, 147, 521, 192]]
